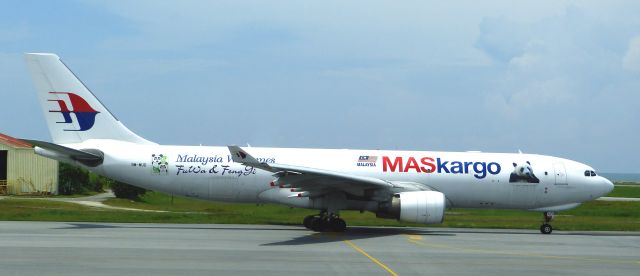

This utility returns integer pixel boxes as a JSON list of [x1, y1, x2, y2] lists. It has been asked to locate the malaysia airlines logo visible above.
[[48, 92, 100, 131], [235, 151, 247, 159]]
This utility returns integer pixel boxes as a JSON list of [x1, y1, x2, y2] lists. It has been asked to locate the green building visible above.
[[0, 133, 58, 195]]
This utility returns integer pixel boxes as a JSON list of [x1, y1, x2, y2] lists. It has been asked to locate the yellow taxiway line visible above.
[[343, 239, 398, 276]]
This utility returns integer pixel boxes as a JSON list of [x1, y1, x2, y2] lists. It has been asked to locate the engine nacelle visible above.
[[376, 191, 446, 224]]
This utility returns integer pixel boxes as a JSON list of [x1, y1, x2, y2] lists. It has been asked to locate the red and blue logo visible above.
[[48, 92, 100, 131]]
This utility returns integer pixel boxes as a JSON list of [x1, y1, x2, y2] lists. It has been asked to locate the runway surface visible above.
[[0, 222, 638, 275]]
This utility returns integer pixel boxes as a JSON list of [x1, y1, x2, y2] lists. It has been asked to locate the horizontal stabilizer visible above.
[[23, 139, 103, 167]]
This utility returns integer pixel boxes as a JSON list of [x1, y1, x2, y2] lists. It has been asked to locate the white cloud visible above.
[[622, 36, 640, 72], [88, 1, 540, 67], [477, 6, 636, 119]]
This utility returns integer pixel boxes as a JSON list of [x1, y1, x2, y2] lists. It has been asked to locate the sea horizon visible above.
[[600, 172, 640, 183]]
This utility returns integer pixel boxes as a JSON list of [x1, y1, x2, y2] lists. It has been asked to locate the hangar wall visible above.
[[0, 134, 58, 195]]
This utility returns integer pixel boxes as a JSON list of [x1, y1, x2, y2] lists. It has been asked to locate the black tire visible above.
[[303, 215, 315, 229], [310, 217, 326, 232], [540, 224, 552, 234], [330, 218, 347, 232]]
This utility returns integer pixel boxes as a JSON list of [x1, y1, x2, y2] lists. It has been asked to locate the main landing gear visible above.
[[303, 212, 347, 232], [540, 211, 554, 234]]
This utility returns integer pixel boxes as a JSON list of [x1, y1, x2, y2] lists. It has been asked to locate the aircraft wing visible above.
[[228, 145, 393, 197], [23, 139, 104, 167]]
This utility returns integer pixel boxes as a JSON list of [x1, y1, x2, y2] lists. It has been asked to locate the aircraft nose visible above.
[[599, 177, 614, 196]]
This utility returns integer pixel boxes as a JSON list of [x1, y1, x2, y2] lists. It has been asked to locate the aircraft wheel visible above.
[[330, 218, 347, 232], [540, 223, 552, 234], [310, 217, 327, 232], [303, 215, 315, 229]]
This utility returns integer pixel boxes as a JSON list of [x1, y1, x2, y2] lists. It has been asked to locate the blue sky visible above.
[[1, 1, 639, 173]]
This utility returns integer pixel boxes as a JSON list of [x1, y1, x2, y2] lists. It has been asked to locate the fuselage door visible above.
[[553, 162, 568, 185]]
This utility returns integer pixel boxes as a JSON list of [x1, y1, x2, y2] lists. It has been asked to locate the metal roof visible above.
[[0, 133, 32, 148]]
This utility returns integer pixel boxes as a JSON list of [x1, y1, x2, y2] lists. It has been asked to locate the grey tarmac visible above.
[[0, 221, 638, 275]]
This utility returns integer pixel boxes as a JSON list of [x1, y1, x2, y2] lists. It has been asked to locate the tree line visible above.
[[58, 163, 147, 200]]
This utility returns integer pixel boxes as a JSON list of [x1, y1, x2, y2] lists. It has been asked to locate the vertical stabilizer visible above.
[[25, 53, 154, 145]]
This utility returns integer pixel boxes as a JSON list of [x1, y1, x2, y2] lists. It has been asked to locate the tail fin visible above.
[[25, 53, 154, 145]]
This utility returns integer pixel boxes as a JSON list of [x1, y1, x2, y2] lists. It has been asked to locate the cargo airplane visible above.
[[23, 53, 613, 234]]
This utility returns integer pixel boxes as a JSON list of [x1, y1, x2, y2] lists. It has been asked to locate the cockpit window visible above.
[[584, 170, 597, 177], [590, 171, 597, 177]]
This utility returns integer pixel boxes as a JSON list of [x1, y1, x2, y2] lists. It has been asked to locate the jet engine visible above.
[[376, 191, 446, 224]]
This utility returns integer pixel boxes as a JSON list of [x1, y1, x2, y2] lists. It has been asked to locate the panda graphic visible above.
[[509, 161, 540, 183], [151, 154, 169, 175]]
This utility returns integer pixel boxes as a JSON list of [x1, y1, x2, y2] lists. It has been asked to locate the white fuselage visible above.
[[23, 52, 616, 233], [72, 139, 613, 212]]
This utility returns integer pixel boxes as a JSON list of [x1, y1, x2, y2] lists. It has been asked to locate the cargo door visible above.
[[553, 162, 568, 185], [509, 162, 540, 208]]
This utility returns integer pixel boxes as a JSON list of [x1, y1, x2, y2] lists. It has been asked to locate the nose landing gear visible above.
[[540, 211, 554, 234], [303, 212, 347, 232]]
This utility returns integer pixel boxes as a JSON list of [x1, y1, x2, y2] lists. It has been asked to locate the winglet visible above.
[[228, 145, 271, 170]]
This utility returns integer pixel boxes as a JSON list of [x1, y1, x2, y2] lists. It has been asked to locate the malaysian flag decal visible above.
[[357, 156, 378, 167]]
